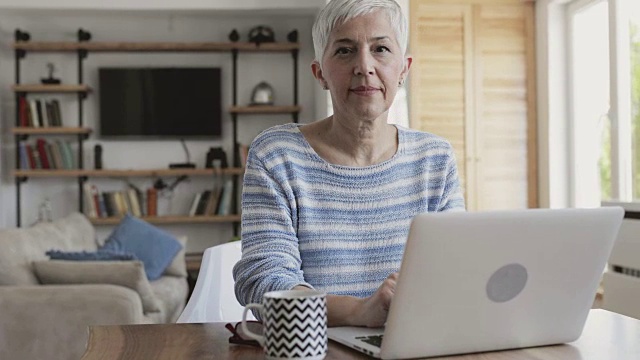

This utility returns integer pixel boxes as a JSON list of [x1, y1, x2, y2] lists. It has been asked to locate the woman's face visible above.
[[313, 11, 411, 122]]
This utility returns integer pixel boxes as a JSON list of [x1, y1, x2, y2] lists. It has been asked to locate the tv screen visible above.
[[99, 68, 222, 138]]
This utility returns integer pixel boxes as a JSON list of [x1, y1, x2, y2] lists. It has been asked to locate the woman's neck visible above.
[[303, 115, 398, 167]]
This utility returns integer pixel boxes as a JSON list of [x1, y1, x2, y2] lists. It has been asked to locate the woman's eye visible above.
[[335, 47, 352, 55]]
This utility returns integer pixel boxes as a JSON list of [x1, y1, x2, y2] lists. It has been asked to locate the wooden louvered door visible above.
[[410, 0, 537, 210]]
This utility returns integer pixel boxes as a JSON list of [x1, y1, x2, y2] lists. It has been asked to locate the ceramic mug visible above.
[[242, 290, 327, 360]]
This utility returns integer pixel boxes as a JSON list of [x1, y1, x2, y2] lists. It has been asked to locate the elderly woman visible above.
[[233, 0, 465, 328]]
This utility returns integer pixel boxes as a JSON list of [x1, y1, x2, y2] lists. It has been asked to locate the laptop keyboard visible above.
[[356, 335, 384, 348]]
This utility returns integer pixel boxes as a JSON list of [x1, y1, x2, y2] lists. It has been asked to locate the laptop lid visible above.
[[378, 207, 623, 359]]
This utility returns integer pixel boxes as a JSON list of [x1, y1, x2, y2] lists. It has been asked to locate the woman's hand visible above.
[[354, 272, 398, 327], [324, 272, 399, 328]]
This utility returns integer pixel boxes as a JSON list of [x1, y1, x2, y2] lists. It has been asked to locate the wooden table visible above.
[[82, 309, 640, 360]]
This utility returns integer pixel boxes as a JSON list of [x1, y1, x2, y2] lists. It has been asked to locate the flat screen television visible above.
[[99, 67, 222, 139]]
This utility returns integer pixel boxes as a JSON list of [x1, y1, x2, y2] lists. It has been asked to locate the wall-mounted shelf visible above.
[[13, 41, 299, 53], [12, 28, 298, 231], [12, 84, 92, 93], [89, 215, 241, 226], [229, 105, 302, 114], [13, 168, 244, 178], [12, 127, 92, 135]]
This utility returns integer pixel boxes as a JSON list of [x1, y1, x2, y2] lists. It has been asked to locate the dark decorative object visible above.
[[205, 147, 228, 169], [250, 82, 275, 106], [287, 30, 298, 43], [77, 28, 91, 42], [15, 29, 30, 42], [169, 138, 196, 168], [41, 63, 61, 85], [94, 144, 103, 170], [229, 29, 240, 42], [248, 25, 275, 46]]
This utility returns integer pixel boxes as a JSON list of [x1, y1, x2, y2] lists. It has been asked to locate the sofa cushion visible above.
[[0, 213, 96, 286], [33, 260, 161, 313], [101, 215, 182, 281], [163, 235, 188, 277], [46, 250, 137, 261]]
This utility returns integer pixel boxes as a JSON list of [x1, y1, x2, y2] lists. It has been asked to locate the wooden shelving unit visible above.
[[13, 41, 299, 53], [11, 84, 91, 93], [229, 105, 301, 114], [12, 127, 92, 135], [13, 167, 244, 178], [12, 29, 299, 230], [89, 214, 241, 226]]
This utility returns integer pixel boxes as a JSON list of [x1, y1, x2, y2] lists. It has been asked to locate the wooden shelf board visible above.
[[89, 215, 241, 225], [12, 127, 92, 135], [13, 168, 244, 178], [12, 84, 92, 93], [13, 41, 299, 52], [229, 105, 301, 114]]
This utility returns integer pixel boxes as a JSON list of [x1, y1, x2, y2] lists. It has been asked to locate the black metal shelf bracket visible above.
[[15, 29, 30, 59], [18, 176, 28, 183]]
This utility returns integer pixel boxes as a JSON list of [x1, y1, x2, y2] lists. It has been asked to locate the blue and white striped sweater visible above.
[[233, 123, 465, 306]]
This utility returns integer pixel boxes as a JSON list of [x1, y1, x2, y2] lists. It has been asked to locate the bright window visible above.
[[567, 0, 640, 205]]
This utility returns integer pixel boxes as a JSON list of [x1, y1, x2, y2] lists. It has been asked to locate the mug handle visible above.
[[242, 304, 265, 346]]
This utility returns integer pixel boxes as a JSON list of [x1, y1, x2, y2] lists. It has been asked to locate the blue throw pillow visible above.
[[100, 214, 183, 281], [46, 249, 137, 261]]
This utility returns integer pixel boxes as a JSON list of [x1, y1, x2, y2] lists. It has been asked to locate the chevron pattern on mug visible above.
[[263, 294, 327, 360]]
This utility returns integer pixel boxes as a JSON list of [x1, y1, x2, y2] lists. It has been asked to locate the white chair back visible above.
[[177, 241, 255, 323]]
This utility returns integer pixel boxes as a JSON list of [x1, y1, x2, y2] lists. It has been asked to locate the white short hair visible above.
[[312, 0, 408, 66]]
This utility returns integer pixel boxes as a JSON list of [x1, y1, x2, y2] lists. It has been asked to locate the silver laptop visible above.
[[328, 207, 624, 359]]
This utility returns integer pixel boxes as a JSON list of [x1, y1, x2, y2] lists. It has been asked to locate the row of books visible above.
[[188, 179, 235, 216], [19, 97, 64, 127], [84, 184, 154, 218], [18, 138, 76, 170]]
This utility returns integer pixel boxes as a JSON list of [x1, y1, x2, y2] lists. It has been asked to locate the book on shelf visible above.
[[18, 139, 75, 170], [28, 99, 40, 128], [18, 143, 29, 169], [217, 179, 234, 216], [146, 188, 158, 217], [35, 138, 51, 169], [188, 192, 202, 216], [127, 188, 142, 217], [83, 183, 99, 218], [195, 190, 211, 215], [17, 97, 64, 128]]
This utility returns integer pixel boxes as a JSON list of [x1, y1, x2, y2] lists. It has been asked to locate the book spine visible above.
[[29, 99, 40, 128], [146, 188, 158, 217], [19, 143, 28, 169], [52, 99, 62, 126], [36, 138, 51, 169], [35, 99, 45, 127]]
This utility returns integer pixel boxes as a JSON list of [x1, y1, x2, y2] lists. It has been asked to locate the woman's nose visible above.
[[353, 52, 375, 76]]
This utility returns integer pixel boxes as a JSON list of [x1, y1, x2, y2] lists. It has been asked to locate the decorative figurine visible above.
[[41, 63, 61, 85], [248, 25, 275, 46], [229, 29, 240, 42], [250, 82, 275, 106], [287, 29, 298, 43]]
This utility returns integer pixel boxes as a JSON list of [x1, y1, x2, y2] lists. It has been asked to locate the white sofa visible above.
[[0, 213, 188, 360]]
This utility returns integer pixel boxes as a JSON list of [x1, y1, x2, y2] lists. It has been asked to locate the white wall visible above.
[[0, 8, 319, 252]]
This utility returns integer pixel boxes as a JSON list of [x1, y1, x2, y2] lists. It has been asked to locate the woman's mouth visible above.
[[350, 86, 381, 96]]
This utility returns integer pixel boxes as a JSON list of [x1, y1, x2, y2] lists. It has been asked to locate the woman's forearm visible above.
[[293, 285, 364, 327]]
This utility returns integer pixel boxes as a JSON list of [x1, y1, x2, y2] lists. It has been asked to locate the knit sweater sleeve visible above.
[[437, 145, 466, 212], [232, 147, 312, 306]]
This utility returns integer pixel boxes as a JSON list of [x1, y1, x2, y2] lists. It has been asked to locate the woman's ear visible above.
[[401, 56, 413, 80], [311, 61, 328, 89]]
